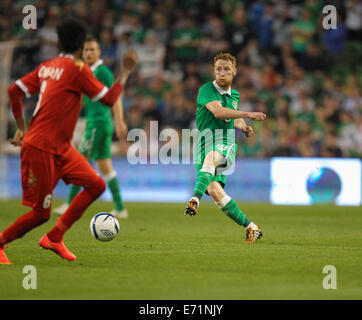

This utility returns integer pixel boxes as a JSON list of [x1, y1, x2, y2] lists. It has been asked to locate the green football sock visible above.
[[217, 196, 251, 227], [192, 166, 215, 200], [107, 176, 124, 211], [67, 185, 81, 204]]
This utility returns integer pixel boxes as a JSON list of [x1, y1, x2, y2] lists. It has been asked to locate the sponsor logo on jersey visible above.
[[232, 100, 238, 110]]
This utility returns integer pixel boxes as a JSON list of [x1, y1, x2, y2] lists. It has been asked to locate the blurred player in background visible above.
[[0, 18, 138, 264], [184, 53, 267, 243], [54, 36, 129, 219]]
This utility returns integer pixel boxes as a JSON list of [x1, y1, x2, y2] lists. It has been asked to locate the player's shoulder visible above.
[[200, 81, 214, 90], [38, 58, 52, 66], [98, 63, 113, 74], [30, 57, 64, 78], [94, 64, 114, 87], [73, 58, 86, 72], [56, 54, 87, 73], [231, 88, 240, 99], [95, 64, 114, 79], [198, 81, 215, 94]]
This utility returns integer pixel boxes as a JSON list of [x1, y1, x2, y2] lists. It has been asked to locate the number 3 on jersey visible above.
[[33, 80, 47, 117]]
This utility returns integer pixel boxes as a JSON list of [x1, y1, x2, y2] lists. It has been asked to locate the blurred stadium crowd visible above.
[[1, 0, 362, 158]]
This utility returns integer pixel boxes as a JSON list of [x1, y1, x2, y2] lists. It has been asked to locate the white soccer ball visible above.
[[90, 212, 120, 241]]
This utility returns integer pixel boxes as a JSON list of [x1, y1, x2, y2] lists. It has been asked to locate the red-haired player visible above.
[[0, 18, 138, 264]]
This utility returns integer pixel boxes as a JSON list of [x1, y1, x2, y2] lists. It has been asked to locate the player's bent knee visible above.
[[207, 186, 218, 199], [208, 184, 225, 202], [85, 176, 106, 197], [204, 151, 225, 167]]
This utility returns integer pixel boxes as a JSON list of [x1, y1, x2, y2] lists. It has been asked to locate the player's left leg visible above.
[[96, 158, 127, 219], [0, 143, 55, 264], [53, 184, 82, 216], [65, 125, 95, 207], [207, 181, 262, 242], [193, 150, 223, 199], [41, 176, 105, 260], [0, 209, 51, 264]]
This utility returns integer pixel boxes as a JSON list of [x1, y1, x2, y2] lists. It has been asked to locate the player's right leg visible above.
[[185, 150, 224, 216], [53, 128, 93, 215]]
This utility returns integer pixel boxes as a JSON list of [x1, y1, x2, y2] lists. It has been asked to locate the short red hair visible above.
[[213, 52, 237, 68]]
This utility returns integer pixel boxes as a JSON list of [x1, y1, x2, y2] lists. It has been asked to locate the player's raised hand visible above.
[[9, 129, 25, 147], [249, 112, 267, 121], [119, 49, 138, 86], [122, 48, 138, 73]]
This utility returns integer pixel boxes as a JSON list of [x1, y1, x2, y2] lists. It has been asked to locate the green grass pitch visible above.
[[0, 199, 361, 300]]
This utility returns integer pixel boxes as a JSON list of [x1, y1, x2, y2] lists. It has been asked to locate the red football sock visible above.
[[47, 177, 106, 242], [0, 209, 49, 246]]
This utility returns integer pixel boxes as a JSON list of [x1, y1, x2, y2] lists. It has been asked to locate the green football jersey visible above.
[[83, 60, 114, 124], [195, 81, 240, 154]]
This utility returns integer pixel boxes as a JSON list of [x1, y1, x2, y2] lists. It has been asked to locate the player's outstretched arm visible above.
[[112, 94, 128, 140], [118, 48, 138, 86], [111, 49, 137, 139], [206, 101, 267, 120]]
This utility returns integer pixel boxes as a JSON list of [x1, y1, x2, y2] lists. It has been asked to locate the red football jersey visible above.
[[16, 54, 108, 154]]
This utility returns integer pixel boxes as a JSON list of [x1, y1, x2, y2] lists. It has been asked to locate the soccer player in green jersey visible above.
[[54, 37, 129, 219], [184, 53, 267, 242]]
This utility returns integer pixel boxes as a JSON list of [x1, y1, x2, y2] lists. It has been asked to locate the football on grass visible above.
[[90, 213, 119, 241]]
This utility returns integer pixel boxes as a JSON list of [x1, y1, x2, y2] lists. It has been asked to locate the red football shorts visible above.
[[20, 142, 100, 211]]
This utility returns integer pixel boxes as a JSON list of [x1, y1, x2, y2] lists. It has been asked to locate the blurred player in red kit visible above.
[[0, 18, 138, 263]]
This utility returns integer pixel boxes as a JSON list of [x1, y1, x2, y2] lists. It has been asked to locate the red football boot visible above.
[[0, 246, 13, 265], [39, 234, 76, 261]]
